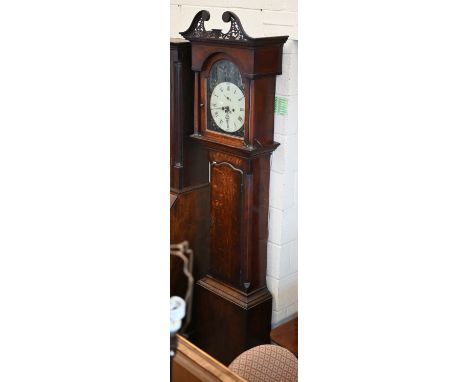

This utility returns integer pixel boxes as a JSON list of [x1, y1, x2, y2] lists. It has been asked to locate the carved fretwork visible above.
[[180, 10, 209, 39], [180, 10, 253, 42]]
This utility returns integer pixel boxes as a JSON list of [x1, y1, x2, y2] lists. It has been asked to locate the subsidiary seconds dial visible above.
[[209, 82, 245, 133]]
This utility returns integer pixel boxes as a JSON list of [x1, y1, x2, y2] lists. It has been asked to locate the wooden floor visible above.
[[270, 317, 298, 357]]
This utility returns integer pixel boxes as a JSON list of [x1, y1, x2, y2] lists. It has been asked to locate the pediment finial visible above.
[[180, 10, 253, 42]]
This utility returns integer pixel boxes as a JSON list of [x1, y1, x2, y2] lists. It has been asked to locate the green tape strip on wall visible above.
[[275, 96, 288, 116]]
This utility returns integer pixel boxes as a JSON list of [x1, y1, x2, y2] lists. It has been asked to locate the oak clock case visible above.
[[181, 10, 288, 365]]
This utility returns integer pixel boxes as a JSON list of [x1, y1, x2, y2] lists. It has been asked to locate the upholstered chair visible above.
[[229, 344, 298, 382]]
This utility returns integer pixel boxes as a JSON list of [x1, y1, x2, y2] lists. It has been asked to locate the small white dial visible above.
[[210, 82, 245, 133]]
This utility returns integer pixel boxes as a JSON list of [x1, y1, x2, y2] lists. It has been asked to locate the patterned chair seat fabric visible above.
[[229, 344, 298, 382]]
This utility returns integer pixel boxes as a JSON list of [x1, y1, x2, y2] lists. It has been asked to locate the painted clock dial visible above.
[[207, 60, 245, 137]]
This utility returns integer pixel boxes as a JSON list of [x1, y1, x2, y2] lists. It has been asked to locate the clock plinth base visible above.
[[192, 275, 272, 365]]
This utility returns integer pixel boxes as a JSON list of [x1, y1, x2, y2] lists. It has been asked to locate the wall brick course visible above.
[[269, 169, 295, 211], [268, 204, 297, 246], [274, 94, 298, 136], [267, 241, 292, 279], [275, 272, 297, 311], [265, 0, 297, 12], [272, 308, 288, 327], [275, 53, 298, 95], [271, 133, 298, 174]]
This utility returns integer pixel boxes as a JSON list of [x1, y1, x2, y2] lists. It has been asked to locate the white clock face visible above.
[[209, 82, 245, 133]]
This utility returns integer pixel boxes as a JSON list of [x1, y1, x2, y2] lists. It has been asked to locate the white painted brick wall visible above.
[[268, 35, 298, 325], [271, 134, 298, 174], [274, 95, 298, 136], [170, 1, 297, 39], [170, 1, 298, 327], [269, 170, 295, 211]]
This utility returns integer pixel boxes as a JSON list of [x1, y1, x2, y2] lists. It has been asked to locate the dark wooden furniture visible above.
[[170, 39, 208, 191], [180, 11, 288, 365], [170, 39, 210, 283], [170, 187, 209, 282], [270, 317, 298, 357], [173, 335, 247, 382]]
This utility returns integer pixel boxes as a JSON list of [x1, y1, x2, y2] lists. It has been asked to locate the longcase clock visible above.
[[180, 10, 288, 365]]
